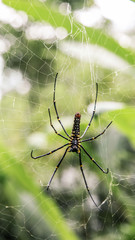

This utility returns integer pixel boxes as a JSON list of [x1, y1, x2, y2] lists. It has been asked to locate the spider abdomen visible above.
[[69, 113, 81, 153], [71, 112, 81, 137]]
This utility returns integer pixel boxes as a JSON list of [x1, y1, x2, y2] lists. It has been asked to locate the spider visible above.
[[31, 73, 112, 210]]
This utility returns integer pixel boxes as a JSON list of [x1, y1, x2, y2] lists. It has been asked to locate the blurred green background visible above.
[[0, 0, 135, 239]]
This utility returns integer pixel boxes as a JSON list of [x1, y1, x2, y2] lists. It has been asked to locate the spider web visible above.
[[0, 0, 135, 240]]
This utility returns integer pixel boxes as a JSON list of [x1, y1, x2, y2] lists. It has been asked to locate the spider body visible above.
[[31, 73, 112, 210], [69, 112, 81, 153]]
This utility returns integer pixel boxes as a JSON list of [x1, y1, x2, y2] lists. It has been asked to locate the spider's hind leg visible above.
[[81, 145, 109, 174], [47, 147, 69, 190], [79, 150, 101, 210]]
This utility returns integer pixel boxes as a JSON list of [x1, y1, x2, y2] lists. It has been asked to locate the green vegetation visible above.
[[0, 0, 135, 239]]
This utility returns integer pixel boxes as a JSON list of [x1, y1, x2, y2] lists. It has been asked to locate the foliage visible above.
[[3, 0, 135, 66], [0, 0, 135, 240], [0, 144, 79, 240]]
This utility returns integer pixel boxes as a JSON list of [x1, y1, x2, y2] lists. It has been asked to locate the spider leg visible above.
[[47, 147, 69, 190], [80, 145, 109, 174], [48, 108, 69, 141], [80, 121, 112, 143], [53, 73, 70, 138], [79, 150, 101, 210], [31, 143, 69, 159], [81, 83, 98, 138]]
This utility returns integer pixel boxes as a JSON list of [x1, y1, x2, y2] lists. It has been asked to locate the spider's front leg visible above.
[[53, 73, 70, 138], [81, 83, 98, 138], [48, 108, 70, 141]]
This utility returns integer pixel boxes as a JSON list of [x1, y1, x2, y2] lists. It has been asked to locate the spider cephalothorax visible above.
[[31, 73, 112, 210]]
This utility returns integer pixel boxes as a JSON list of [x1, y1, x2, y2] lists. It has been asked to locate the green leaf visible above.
[[3, 0, 135, 66], [0, 144, 79, 240], [108, 107, 135, 147]]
